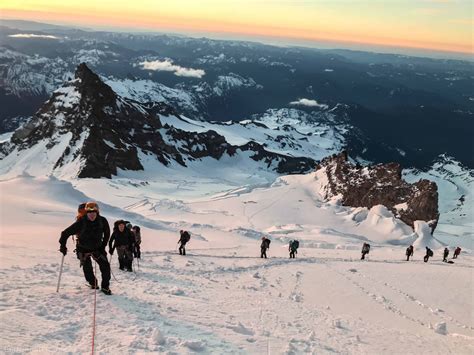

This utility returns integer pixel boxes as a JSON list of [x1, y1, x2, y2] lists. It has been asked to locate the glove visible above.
[[59, 244, 67, 256]]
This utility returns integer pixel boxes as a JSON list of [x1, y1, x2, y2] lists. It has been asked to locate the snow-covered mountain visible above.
[[0, 63, 317, 179]]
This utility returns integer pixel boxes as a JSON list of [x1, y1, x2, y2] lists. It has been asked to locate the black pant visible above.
[[424, 255, 429, 262], [289, 250, 295, 258], [406, 255, 410, 261], [261, 248, 267, 258], [361, 252, 368, 260], [80, 251, 111, 289], [117, 246, 133, 271], [134, 244, 141, 259], [179, 243, 186, 255]]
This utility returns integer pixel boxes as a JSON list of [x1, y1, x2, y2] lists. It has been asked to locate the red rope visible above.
[[91, 260, 98, 355]]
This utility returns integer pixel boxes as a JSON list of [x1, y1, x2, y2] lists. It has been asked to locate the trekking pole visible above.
[[91, 260, 98, 355], [131, 258, 138, 281], [56, 254, 65, 293], [108, 254, 121, 283]]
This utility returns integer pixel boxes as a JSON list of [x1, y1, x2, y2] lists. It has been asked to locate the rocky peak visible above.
[[316, 152, 439, 233], [74, 62, 117, 104]]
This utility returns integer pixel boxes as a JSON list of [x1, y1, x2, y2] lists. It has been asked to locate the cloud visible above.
[[290, 98, 328, 109], [8, 33, 59, 39], [139, 59, 205, 78]]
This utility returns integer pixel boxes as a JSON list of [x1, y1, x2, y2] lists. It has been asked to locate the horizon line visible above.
[[1, 17, 473, 62]]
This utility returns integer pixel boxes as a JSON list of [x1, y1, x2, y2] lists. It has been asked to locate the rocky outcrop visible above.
[[316, 152, 439, 233]]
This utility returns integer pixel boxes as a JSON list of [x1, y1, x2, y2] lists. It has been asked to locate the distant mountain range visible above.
[[1, 20, 473, 170]]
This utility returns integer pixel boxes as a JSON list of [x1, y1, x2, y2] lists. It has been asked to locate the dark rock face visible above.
[[316, 152, 439, 233], [7, 63, 177, 178], [1, 63, 315, 178]]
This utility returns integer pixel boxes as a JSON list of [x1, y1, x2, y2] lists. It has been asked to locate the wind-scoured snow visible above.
[[53, 81, 82, 109], [212, 73, 260, 96], [105, 77, 199, 114], [159, 108, 346, 160], [1, 167, 472, 353]]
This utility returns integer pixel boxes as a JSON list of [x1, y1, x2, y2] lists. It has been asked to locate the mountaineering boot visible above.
[[101, 288, 112, 295], [89, 282, 99, 289]]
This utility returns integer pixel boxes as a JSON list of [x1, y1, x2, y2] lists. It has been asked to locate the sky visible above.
[[1, 0, 473, 56]]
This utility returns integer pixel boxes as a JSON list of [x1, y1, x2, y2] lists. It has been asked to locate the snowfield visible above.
[[1, 167, 473, 354]]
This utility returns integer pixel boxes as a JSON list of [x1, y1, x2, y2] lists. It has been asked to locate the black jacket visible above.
[[179, 231, 190, 245], [109, 228, 135, 250], [60, 215, 110, 252]]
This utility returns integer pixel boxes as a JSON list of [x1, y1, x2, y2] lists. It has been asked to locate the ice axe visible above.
[[56, 254, 65, 292]]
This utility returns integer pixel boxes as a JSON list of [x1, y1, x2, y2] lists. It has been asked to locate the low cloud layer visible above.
[[9, 34, 59, 39], [290, 98, 328, 109], [140, 59, 205, 78]]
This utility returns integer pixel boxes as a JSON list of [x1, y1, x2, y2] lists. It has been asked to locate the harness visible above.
[[76, 251, 106, 267]]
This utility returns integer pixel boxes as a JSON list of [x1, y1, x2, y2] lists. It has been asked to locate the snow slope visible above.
[[1, 167, 472, 353]]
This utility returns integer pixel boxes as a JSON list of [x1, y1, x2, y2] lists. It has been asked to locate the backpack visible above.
[[363, 243, 370, 253], [292, 240, 299, 249], [265, 239, 271, 248], [428, 249, 433, 257], [182, 231, 191, 243], [76, 203, 87, 221]]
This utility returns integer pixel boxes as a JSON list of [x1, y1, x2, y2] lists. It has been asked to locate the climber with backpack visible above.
[[442, 247, 449, 262], [72, 203, 87, 257], [178, 230, 191, 255], [406, 245, 414, 261], [453, 246, 461, 259], [109, 220, 135, 272], [58, 201, 112, 295], [361, 243, 370, 260], [260, 237, 271, 258], [132, 225, 142, 259], [423, 247, 434, 262], [289, 240, 299, 258]]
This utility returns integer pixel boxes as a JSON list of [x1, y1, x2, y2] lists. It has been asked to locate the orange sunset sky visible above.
[[1, 0, 473, 55]]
